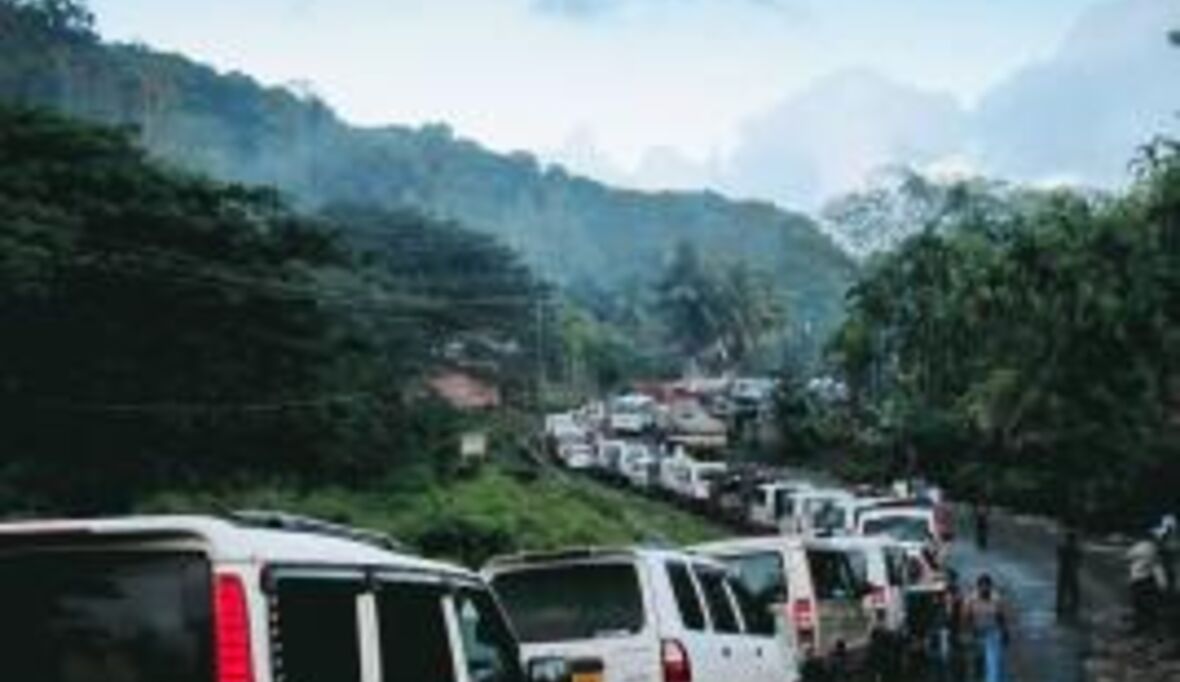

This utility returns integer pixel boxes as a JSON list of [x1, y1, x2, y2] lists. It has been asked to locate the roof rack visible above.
[[228, 510, 406, 553]]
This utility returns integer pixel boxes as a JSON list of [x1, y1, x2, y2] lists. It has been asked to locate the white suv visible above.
[[0, 513, 534, 682], [486, 547, 798, 682], [695, 536, 872, 674]]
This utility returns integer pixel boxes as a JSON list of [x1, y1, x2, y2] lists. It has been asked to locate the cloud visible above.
[[717, 69, 968, 209], [708, 0, 1180, 209], [532, 0, 794, 20], [972, 0, 1180, 188]]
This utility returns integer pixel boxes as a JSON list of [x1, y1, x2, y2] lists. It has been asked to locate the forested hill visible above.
[[0, 0, 855, 336]]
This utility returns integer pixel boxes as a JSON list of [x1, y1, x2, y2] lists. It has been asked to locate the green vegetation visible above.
[[0, 0, 855, 367], [813, 143, 1179, 531], [143, 467, 725, 568], [0, 104, 543, 512]]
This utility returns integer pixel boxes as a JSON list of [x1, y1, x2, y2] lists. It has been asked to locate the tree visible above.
[[654, 242, 785, 371]]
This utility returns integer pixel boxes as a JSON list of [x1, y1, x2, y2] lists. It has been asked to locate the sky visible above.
[[88, 0, 1180, 209]]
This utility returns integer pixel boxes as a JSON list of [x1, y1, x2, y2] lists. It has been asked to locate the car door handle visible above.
[[755, 647, 763, 658], [722, 646, 732, 658]]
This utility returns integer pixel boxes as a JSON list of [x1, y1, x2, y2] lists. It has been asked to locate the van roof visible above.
[[0, 515, 474, 578], [485, 545, 719, 572], [692, 535, 810, 555]]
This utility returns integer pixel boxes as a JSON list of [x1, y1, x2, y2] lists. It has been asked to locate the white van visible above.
[[746, 481, 814, 531], [695, 536, 872, 672], [658, 455, 727, 505], [617, 442, 660, 489], [0, 513, 540, 682], [486, 547, 797, 682], [819, 535, 911, 634]]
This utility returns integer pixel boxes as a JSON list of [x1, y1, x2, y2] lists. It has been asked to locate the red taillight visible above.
[[661, 639, 692, 682], [791, 598, 815, 629], [790, 599, 816, 650], [214, 573, 255, 682]]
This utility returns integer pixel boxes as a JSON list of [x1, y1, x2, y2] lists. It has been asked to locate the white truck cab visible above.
[[0, 513, 534, 682], [486, 547, 798, 682]]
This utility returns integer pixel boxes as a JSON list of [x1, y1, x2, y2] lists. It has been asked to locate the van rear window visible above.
[[722, 552, 788, 605], [862, 516, 932, 544], [0, 550, 212, 682], [807, 550, 857, 600], [492, 563, 644, 643]]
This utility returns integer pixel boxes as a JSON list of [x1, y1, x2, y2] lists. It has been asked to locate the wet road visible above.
[[947, 511, 1124, 682]]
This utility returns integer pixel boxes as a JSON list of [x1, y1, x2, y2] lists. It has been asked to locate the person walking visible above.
[[1127, 531, 1165, 633], [1056, 529, 1082, 620], [965, 574, 1010, 682], [932, 570, 965, 682], [974, 499, 991, 551]]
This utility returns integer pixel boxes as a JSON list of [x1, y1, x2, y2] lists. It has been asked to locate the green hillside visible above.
[[0, 0, 855, 343]]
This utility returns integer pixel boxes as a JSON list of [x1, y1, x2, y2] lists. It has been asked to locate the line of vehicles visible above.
[[543, 400, 957, 681], [0, 496, 950, 682], [0, 395, 952, 682]]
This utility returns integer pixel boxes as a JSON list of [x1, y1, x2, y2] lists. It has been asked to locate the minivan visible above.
[[695, 536, 872, 673], [0, 513, 544, 682], [486, 547, 798, 682]]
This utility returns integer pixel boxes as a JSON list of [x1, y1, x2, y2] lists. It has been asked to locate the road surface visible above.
[[948, 509, 1125, 682]]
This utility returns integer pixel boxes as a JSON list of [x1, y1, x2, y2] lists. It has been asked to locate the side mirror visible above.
[[527, 657, 572, 682]]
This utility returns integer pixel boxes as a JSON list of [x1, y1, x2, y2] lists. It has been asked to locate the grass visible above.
[[142, 465, 726, 568]]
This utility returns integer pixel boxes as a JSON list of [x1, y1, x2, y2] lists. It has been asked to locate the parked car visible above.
[[820, 535, 911, 634], [608, 395, 655, 436], [558, 441, 596, 470], [594, 439, 629, 479], [855, 504, 947, 565], [695, 535, 873, 675], [663, 399, 728, 450], [618, 442, 660, 489], [747, 481, 815, 531], [658, 454, 728, 505], [784, 488, 856, 536], [0, 513, 546, 682], [486, 547, 798, 682]]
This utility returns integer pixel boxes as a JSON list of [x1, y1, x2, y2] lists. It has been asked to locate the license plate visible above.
[[572, 673, 602, 682]]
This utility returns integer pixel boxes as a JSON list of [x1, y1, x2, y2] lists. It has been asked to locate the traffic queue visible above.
[[540, 391, 955, 681]]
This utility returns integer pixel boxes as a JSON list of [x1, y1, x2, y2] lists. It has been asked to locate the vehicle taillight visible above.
[[790, 599, 816, 650], [869, 585, 887, 608], [214, 573, 255, 682], [661, 639, 692, 682]]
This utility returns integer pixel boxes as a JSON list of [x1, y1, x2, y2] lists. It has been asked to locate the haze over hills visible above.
[[557, 0, 1180, 214], [0, 0, 855, 344]]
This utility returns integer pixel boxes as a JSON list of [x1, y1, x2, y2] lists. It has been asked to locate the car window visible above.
[[846, 549, 870, 586], [885, 550, 906, 587], [666, 561, 707, 631], [454, 589, 525, 682], [693, 565, 740, 633], [274, 576, 362, 682], [727, 575, 776, 636], [722, 551, 789, 605], [1, 550, 212, 682], [492, 563, 644, 643], [377, 581, 455, 682], [862, 515, 932, 543], [807, 550, 857, 601]]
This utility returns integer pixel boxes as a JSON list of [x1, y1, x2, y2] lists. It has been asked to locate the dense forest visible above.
[[813, 141, 1180, 530], [0, 0, 855, 359], [0, 103, 545, 512]]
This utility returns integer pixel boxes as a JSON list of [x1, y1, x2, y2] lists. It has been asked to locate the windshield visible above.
[[0, 550, 212, 682], [863, 516, 932, 544], [491, 563, 644, 643]]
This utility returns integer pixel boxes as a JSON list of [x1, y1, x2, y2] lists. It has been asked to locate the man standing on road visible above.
[[974, 499, 991, 551], [1057, 529, 1082, 620], [965, 573, 1010, 682], [1127, 531, 1166, 632]]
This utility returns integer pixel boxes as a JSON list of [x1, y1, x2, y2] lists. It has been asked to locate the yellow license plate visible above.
[[572, 672, 602, 682]]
